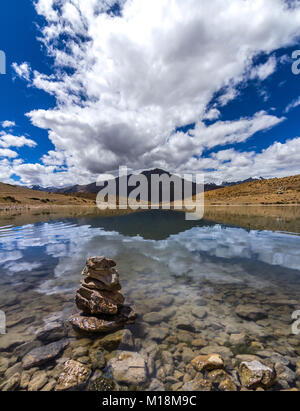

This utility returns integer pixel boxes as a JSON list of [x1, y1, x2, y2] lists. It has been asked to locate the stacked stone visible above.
[[70, 257, 136, 333]]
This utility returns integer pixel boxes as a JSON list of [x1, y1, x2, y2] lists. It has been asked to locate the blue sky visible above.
[[0, 0, 300, 187]]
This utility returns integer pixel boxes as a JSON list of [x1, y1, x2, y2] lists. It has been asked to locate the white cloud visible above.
[[207, 137, 300, 183], [203, 108, 221, 121], [1, 121, 16, 129], [285, 96, 300, 113], [0, 133, 37, 148], [250, 56, 277, 81], [192, 111, 284, 149], [42, 150, 66, 166], [0, 149, 18, 159], [12, 62, 32, 81], [6, 0, 300, 185]]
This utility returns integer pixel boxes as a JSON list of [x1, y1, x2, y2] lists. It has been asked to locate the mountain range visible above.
[[30, 168, 265, 198]]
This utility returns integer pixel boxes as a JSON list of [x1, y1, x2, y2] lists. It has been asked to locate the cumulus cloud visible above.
[[1, 121, 16, 129], [12, 62, 32, 81], [250, 56, 277, 81], [0, 132, 37, 148], [7, 0, 300, 185], [207, 137, 300, 183], [0, 149, 18, 159]]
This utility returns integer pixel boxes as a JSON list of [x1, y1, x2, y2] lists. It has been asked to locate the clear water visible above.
[[1, 210, 300, 391]]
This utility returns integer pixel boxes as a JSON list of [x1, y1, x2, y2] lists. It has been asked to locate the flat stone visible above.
[[69, 305, 137, 334], [55, 360, 91, 391], [20, 371, 31, 390], [41, 379, 57, 391], [28, 371, 48, 391], [191, 307, 208, 320], [147, 378, 165, 391], [150, 296, 174, 311], [4, 362, 22, 379], [107, 351, 147, 386], [148, 327, 169, 342], [82, 276, 121, 292], [22, 339, 69, 370], [199, 345, 233, 358], [182, 375, 212, 391], [35, 322, 67, 343], [275, 363, 296, 384], [181, 347, 195, 363], [143, 308, 175, 324], [175, 317, 195, 332], [236, 354, 261, 363], [14, 341, 42, 360], [191, 354, 224, 372], [0, 357, 9, 376], [143, 312, 165, 324], [191, 338, 207, 348], [86, 256, 116, 270], [89, 350, 106, 371], [82, 267, 121, 287], [0, 332, 31, 352], [268, 299, 298, 307], [229, 333, 249, 347], [76, 286, 124, 315], [0, 372, 20, 391], [96, 329, 134, 351], [219, 378, 237, 391], [207, 369, 229, 384], [235, 305, 268, 321]]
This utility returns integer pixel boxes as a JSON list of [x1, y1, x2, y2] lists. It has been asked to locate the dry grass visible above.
[[1, 174, 300, 214], [204, 174, 300, 205], [0, 182, 95, 210]]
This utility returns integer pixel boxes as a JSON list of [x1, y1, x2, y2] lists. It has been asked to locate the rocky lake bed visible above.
[[0, 210, 300, 391]]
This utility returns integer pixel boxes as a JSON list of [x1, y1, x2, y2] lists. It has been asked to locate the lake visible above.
[[1, 208, 300, 391]]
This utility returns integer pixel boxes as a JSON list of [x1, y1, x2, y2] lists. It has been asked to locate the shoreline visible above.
[[0, 203, 300, 235]]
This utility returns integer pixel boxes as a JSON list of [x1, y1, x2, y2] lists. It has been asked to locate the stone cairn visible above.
[[69, 256, 137, 333]]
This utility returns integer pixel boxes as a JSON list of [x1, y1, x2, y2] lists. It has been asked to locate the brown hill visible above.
[[0, 182, 95, 209], [205, 174, 300, 205]]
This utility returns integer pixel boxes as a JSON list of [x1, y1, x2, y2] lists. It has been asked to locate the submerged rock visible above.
[[55, 360, 91, 391], [219, 378, 237, 391], [235, 305, 267, 321], [96, 329, 134, 351], [22, 339, 69, 370], [88, 376, 115, 391], [239, 360, 276, 389], [27, 371, 48, 391], [0, 332, 31, 352], [0, 373, 21, 391], [69, 305, 137, 334], [191, 354, 224, 372], [182, 375, 213, 391], [107, 351, 147, 385], [35, 321, 67, 344], [89, 350, 106, 371]]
